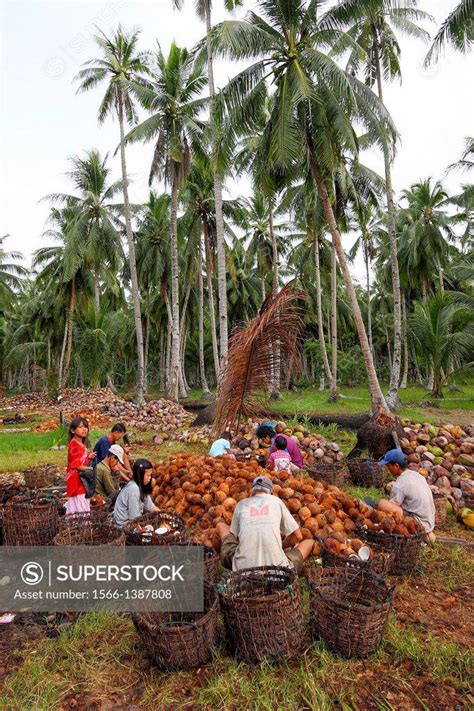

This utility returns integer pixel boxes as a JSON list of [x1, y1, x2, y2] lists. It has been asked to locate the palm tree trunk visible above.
[[329, 241, 338, 401], [314, 234, 333, 388], [401, 294, 409, 389], [168, 174, 180, 401], [268, 199, 281, 398], [203, 222, 220, 382], [118, 93, 145, 403], [364, 242, 374, 357], [309, 156, 388, 414], [58, 320, 68, 390], [198, 241, 210, 396], [47, 337, 51, 375], [383, 319, 393, 374], [437, 259, 445, 292], [62, 277, 76, 388], [373, 36, 402, 412], [144, 297, 150, 393], [94, 264, 100, 309], [205, 1, 228, 364], [260, 277, 266, 304], [178, 284, 191, 399]]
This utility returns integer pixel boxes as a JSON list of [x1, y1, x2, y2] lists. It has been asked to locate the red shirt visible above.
[[66, 439, 88, 497]]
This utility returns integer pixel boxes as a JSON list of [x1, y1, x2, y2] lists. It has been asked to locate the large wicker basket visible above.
[[3, 496, 59, 545], [309, 567, 394, 658], [321, 542, 391, 578], [123, 510, 186, 546], [59, 508, 111, 530], [171, 540, 219, 584], [347, 459, 387, 488], [433, 494, 448, 527], [357, 525, 424, 575], [132, 583, 219, 670], [306, 461, 349, 487], [53, 518, 125, 545], [23, 463, 61, 490], [218, 566, 305, 664]]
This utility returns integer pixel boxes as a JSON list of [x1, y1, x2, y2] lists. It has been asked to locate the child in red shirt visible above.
[[268, 435, 292, 472], [66, 416, 96, 515]]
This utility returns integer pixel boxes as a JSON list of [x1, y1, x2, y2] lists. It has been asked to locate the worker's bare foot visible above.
[[426, 531, 436, 545]]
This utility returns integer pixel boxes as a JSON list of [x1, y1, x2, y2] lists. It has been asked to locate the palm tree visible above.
[[322, 0, 433, 410], [125, 43, 208, 400], [0, 235, 26, 312], [173, 0, 243, 367], [425, 0, 474, 64], [75, 26, 150, 403], [211, 0, 397, 414], [447, 136, 474, 174], [410, 293, 474, 398], [45, 150, 124, 308], [33, 207, 93, 388], [398, 178, 455, 297]]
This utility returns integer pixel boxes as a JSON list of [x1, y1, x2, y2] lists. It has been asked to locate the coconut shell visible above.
[[299, 506, 312, 521], [287, 498, 301, 513]]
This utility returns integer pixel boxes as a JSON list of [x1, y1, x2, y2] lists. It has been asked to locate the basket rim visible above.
[[132, 584, 218, 633], [218, 565, 298, 602], [310, 566, 395, 608]]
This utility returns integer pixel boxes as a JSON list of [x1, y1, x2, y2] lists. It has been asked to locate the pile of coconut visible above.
[[400, 420, 473, 506], [175, 419, 342, 467]]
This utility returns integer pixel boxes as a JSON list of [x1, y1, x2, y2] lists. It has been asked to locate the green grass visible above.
[[265, 383, 474, 422]]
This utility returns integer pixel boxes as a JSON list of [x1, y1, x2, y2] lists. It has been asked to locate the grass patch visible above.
[[385, 618, 472, 686], [422, 543, 473, 591], [343, 483, 384, 502]]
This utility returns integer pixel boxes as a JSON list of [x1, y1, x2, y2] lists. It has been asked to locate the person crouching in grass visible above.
[[215, 475, 313, 574], [378, 448, 436, 543]]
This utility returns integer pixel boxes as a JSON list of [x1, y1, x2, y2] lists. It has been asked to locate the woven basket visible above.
[[357, 525, 424, 575], [218, 566, 305, 664], [321, 543, 391, 578], [132, 583, 219, 670], [306, 461, 349, 487], [171, 540, 219, 584], [433, 495, 448, 527], [347, 459, 387, 488], [309, 567, 394, 658], [53, 518, 124, 545], [3, 496, 59, 545], [23, 464, 60, 490], [59, 508, 111, 530], [123, 510, 186, 546]]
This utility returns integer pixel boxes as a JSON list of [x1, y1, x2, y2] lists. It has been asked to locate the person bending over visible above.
[[378, 448, 436, 543], [215, 475, 313, 574], [113, 458, 159, 527], [95, 444, 127, 498], [256, 424, 305, 469], [94, 422, 131, 476], [209, 431, 232, 457]]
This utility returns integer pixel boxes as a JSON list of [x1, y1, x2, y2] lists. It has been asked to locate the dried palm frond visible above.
[[214, 284, 305, 432]]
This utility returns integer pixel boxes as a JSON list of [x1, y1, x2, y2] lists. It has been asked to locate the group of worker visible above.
[[210, 421, 436, 573]]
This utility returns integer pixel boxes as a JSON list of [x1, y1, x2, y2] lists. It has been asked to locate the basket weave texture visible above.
[[23, 463, 61, 490], [171, 540, 219, 584], [306, 461, 349, 487], [347, 459, 387, 488], [309, 567, 394, 658], [132, 583, 219, 670], [321, 543, 391, 578], [218, 566, 305, 664], [433, 495, 448, 527], [123, 510, 186, 546], [54, 518, 124, 545], [357, 525, 424, 575], [3, 496, 59, 545]]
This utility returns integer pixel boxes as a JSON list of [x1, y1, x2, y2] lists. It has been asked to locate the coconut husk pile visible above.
[[399, 420, 474, 506], [175, 419, 343, 466], [104, 398, 193, 433], [150, 454, 371, 553]]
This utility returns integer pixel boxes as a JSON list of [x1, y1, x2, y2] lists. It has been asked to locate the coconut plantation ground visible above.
[[0, 393, 473, 711]]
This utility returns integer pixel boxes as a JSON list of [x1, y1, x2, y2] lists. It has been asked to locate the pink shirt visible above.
[[270, 434, 304, 468], [269, 450, 292, 471]]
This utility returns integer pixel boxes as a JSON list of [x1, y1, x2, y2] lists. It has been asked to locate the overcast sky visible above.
[[1, 0, 473, 282]]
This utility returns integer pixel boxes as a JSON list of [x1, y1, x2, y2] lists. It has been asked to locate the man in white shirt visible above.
[[378, 448, 436, 543], [209, 431, 232, 457], [215, 475, 313, 573]]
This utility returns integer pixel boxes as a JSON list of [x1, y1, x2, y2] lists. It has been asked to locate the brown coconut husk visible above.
[[348, 413, 405, 460]]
